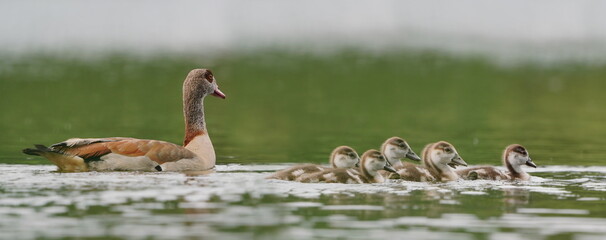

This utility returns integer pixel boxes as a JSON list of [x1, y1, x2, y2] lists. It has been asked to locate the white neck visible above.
[[372, 174, 385, 183], [363, 168, 385, 183], [510, 162, 524, 174], [434, 160, 459, 181], [386, 155, 404, 168], [425, 153, 459, 181], [364, 166, 379, 177], [184, 133, 215, 169], [361, 162, 385, 183], [515, 172, 531, 181], [505, 154, 529, 180]]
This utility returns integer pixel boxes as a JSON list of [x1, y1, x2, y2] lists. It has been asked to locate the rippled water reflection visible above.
[[1, 164, 604, 240]]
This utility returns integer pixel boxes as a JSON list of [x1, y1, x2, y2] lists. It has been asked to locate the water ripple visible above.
[[1, 164, 605, 240]]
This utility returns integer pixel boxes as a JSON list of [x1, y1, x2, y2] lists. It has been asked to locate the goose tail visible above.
[[22, 144, 51, 156], [22, 144, 88, 172]]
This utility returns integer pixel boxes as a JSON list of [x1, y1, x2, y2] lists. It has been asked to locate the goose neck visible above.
[[183, 93, 206, 146]]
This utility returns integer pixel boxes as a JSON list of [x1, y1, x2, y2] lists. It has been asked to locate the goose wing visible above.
[[48, 137, 196, 164]]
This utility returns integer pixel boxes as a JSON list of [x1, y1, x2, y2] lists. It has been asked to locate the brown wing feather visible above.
[[64, 143, 114, 159], [51, 138, 196, 164], [106, 140, 196, 164]]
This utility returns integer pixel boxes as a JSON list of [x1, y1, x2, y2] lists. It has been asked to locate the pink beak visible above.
[[212, 88, 226, 99]]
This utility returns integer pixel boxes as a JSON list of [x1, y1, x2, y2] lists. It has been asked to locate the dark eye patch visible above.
[[514, 147, 527, 155], [204, 70, 214, 83], [434, 142, 450, 151]]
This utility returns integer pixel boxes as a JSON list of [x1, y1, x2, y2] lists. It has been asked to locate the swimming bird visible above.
[[266, 146, 360, 181], [417, 141, 468, 182], [22, 69, 226, 172], [455, 144, 537, 181], [379, 136, 423, 179], [296, 149, 397, 184], [381, 137, 422, 167]]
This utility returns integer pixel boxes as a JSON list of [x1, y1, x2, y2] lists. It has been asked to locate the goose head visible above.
[[330, 146, 360, 168], [427, 141, 467, 168], [504, 144, 536, 169], [184, 69, 226, 99], [381, 137, 421, 167], [360, 149, 398, 176]]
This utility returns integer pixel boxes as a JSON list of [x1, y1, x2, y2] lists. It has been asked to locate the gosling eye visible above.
[[348, 153, 356, 158], [444, 148, 452, 153]]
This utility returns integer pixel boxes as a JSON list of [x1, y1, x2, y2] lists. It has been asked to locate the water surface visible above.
[[1, 164, 605, 239]]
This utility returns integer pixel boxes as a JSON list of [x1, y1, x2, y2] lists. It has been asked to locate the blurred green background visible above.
[[2, 50, 605, 166], [2, 2, 606, 239]]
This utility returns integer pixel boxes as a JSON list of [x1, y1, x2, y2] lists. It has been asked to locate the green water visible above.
[[2, 51, 606, 165], [1, 50, 606, 239]]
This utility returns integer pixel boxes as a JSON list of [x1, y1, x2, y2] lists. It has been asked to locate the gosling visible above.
[[379, 137, 424, 180], [296, 149, 397, 184], [413, 141, 468, 182], [266, 146, 359, 181], [455, 144, 537, 181]]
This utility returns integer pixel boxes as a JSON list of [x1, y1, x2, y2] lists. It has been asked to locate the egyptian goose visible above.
[[379, 137, 423, 179], [415, 141, 468, 182], [296, 149, 397, 184], [22, 69, 226, 172], [381, 137, 422, 167], [266, 146, 360, 181], [456, 144, 537, 181]]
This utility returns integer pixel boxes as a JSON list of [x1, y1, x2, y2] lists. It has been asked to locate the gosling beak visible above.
[[384, 164, 398, 174], [212, 88, 226, 99], [383, 158, 399, 174], [406, 151, 422, 161], [355, 161, 360, 168], [451, 154, 468, 167], [525, 158, 537, 168]]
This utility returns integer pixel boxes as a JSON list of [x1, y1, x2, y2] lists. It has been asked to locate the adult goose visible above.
[[23, 69, 226, 172]]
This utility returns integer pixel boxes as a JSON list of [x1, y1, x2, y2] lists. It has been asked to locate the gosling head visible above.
[[381, 137, 421, 166], [504, 144, 536, 169], [361, 149, 398, 174], [330, 146, 360, 168], [428, 141, 468, 168]]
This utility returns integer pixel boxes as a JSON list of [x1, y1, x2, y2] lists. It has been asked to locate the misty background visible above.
[[2, 0, 606, 63]]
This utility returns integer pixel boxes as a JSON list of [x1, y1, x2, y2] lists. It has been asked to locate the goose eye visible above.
[[204, 72, 214, 83]]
